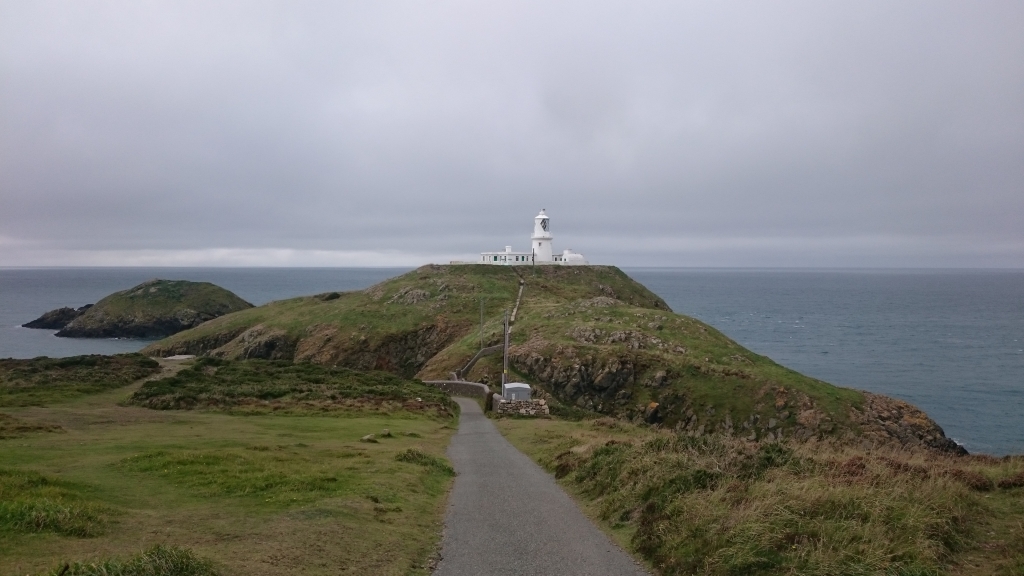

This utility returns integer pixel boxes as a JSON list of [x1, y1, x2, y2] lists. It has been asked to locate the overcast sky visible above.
[[1, 1, 1022, 267]]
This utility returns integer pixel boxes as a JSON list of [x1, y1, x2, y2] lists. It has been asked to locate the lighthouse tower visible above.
[[473, 209, 586, 265], [531, 210, 553, 263]]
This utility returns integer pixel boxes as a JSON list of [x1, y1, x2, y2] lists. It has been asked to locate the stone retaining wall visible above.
[[495, 397, 550, 416], [423, 380, 491, 402]]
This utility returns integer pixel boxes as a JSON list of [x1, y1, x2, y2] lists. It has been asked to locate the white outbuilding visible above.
[[502, 382, 532, 401]]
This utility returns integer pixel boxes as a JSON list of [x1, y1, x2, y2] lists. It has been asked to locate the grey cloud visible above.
[[1, 0, 1021, 266]]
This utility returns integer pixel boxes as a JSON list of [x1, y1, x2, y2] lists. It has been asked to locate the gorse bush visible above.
[[0, 354, 159, 407], [0, 468, 108, 537], [44, 545, 217, 576], [539, 421, 1024, 576], [128, 359, 456, 418]]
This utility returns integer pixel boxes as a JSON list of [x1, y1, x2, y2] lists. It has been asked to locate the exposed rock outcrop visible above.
[[22, 304, 92, 330], [851, 392, 966, 454]]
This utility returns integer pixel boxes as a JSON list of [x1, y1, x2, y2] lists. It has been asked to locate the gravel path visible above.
[[433, 398, 651, 576]]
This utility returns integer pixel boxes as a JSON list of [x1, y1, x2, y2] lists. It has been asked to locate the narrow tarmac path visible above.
[[434, 398, 651, 576]]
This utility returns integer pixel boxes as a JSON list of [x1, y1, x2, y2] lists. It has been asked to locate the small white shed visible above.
[[502, 382, 532, 401]]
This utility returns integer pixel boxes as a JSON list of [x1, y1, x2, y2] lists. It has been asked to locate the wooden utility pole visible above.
[[502, 308, 510, 386]]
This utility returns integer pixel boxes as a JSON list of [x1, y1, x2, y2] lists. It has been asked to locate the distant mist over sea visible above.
[[1, 267, 1021, 455]]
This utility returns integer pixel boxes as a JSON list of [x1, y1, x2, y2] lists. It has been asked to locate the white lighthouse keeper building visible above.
[[475, 210, 588, 266]]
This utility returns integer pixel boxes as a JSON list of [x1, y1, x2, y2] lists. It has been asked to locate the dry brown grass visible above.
[[497, 417, 1024, 576]]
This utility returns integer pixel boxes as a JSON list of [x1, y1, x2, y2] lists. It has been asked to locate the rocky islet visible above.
[[23, 279, 253, 339]]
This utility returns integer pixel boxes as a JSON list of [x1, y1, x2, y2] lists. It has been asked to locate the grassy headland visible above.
[[145, 265, 960, 453]]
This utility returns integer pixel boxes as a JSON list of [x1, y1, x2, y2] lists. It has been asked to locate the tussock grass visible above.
[[43, 545, 217, 576], [0, 468, 109, 537], [499, 418, 1024, 576], [0, 354, 160, 407], [395, 448, 456, 476], [128, 358, 456, 418]]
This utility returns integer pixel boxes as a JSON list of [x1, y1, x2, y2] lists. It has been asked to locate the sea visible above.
[[1, 267, 1021, 456]]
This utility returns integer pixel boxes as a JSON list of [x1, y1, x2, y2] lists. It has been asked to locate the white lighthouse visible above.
[[531, 210, 553, 263], [474, 210, 588, 266]]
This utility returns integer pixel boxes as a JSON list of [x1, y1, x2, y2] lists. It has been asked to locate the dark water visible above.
[[627, 268, 1024, 456], [0, 268, 407, 359], [1, 267, 1021, 454]]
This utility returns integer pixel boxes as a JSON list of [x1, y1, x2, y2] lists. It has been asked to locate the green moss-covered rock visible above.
[[52, 279, 253, 339]]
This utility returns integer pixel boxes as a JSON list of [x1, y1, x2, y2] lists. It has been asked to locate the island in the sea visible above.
[[22, 279, 253, 339]]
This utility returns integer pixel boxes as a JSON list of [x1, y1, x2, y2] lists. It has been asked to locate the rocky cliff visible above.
[[142, 265, 964, 453], [32, 279, 254, 339], [22, 304, 92, 329]]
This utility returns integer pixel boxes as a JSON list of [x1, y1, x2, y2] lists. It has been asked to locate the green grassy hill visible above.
[[53, 279, 253, 338], [143, 265, 961, 453]]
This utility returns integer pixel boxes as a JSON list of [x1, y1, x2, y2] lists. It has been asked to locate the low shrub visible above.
[[533, 426, 1009, 576], [945, 468, 995, 491], [0, 354, 160, 407], [0, 468, 109, 537], [997, 471, 1024, 489], [44, 545, 217, 576], [548, 404, 595, 421], [394, 449, 455, 476], [128, 359, 456, 418]]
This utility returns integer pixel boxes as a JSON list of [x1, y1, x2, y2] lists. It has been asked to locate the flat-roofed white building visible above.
[[502, 382, 532, 400], [475, 210, 588, 266]]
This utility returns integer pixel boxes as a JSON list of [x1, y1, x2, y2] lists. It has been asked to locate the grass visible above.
[[140, 265, 891, 448], [496, 417, 1024, 576], [41, 545, 217, 576], [127, 358, 457, 418], [1, 358, 459, 576], [0, 468, 111, 537], [0, 354, 160, 407], [395, 448, 456, 476], [0, 413, 63, 438]]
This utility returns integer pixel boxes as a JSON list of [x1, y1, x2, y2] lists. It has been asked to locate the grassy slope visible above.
[[0, 360, 457, 575], [496, 417, 1024, 576], [144, 265, 877, 445], [145, 265, 664, 372], [127, 357, 456, 418]]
